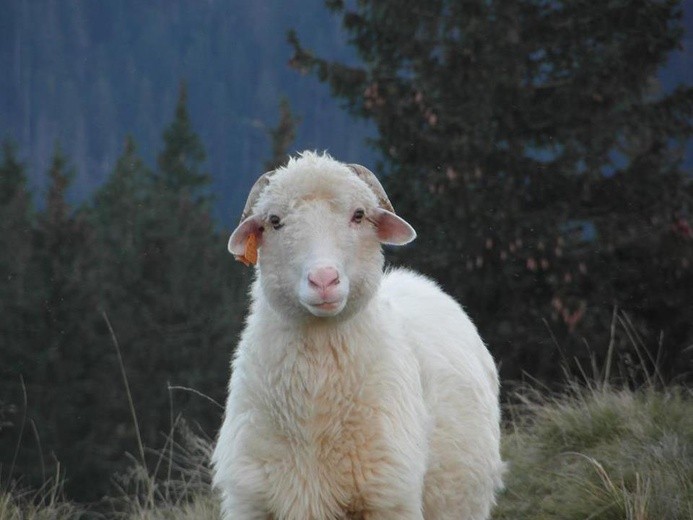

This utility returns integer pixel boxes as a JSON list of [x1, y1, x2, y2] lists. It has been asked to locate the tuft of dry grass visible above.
[[2, 310, 690, 519], [108, 421, 218, 520], [0, 470, 86, 519], [494, 385, 693, 520], [493, 311, 693, 520], [100, 311, 219, 520], [118, 494, 219, 520]]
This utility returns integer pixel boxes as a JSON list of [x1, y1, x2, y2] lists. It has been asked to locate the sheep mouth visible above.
[[313, 301, 341, 311], [303, 298, 347, 317]]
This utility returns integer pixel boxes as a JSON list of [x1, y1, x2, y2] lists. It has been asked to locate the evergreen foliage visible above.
[[155, 83, 210, 196], [0, 140, 33, 312], [0, 96, 248, 501], [264, 97, 301, 172], [289, 0, 693, 384], [0, 141, 28, 206], [0, 145, 104, 496]]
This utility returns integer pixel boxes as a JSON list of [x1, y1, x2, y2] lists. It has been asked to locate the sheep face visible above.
[[228, 154, 416, 321]]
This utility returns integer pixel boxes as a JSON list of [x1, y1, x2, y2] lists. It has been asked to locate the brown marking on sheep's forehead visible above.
[[299, 190, 335, 202], [292, 185, 368, 211]]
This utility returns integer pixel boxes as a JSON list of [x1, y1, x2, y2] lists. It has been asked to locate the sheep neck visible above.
[[251, 295, 383, 393]]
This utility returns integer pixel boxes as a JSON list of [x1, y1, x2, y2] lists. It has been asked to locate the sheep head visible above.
[[228, 152, 416, 320]]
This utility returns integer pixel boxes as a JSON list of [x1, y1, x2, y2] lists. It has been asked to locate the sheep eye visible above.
[[352, 209, 365, 224], [269, 215, 283, 230]]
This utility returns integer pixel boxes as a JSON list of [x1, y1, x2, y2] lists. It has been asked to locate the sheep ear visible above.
[[228, 215, 263, 256], [373, 208, 417, 245]]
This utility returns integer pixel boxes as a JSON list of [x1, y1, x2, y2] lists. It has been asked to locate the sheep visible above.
[[212, 151, 503, 520]]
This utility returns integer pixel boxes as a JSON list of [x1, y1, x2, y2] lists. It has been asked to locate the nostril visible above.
[[307, 267, 340, 290]]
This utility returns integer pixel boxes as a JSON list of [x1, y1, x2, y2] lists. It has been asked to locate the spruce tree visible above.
[[264, 97, 301, 171], [0, 140, 29, 206], [290, 0, 693, 383], [38, 146, 103, 497], [0, 140, 32, 298], [0, 140, 34, 435], [87, 103, 247, 490], [0, 145, 105, 497], [91, 135, 150, 280], [156, 81, 210, 196]]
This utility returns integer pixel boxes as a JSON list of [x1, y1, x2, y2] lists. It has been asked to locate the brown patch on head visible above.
[[300, 189, 336, 203]]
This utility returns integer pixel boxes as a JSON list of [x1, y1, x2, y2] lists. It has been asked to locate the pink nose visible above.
[[307, 266, 340, 291]]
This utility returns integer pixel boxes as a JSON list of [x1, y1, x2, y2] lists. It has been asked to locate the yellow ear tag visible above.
[[235, 232, 258, 266]]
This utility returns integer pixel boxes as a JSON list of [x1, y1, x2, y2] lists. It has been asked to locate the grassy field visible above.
[[496, 384, 692, 519], [2, 382, 690, 519], [3, 312, 692, 520]]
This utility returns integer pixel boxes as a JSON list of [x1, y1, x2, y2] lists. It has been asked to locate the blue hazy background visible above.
[[1, 0, 690, 226]]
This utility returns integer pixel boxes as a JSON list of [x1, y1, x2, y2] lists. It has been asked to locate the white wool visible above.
[[212, 152, 503, 520]]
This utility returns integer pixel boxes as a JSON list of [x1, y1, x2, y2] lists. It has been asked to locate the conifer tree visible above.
[[0, 140, 29, 206], [0, 140, 32, 294], [290, 0, 693, 382], [37, 146, 103, 496], [91, 135, 150, 274], [0, 140, 34, 416], [87, 104, 247, 487], [264, 97, 301, 171], [0, 145, 105, 497], [156, 81, 210, 196], [94, 135, 149, 218]]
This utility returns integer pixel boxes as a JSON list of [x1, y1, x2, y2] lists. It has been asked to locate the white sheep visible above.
[[212, 152, 503, 520]]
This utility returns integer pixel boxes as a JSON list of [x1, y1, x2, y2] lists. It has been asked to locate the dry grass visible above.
[[6, 384, 689, 520], [2, 311, 691, 519], [0, 471, 86, 519], [107, 421, 217, 520], [493, 311, 693, 519], [494, 385, 693, 520]]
